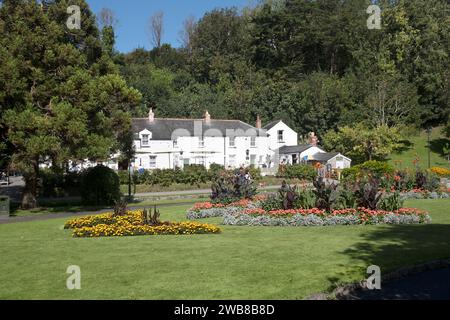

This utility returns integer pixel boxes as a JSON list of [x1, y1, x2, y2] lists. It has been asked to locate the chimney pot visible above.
[[309, 132, 318, 147], [204, 110, 211, 122], [256, 115, 262, 129], [149, 108, 155, 122]]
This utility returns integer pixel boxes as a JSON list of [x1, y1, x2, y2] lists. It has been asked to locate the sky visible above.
[[86, 0, 256, 53]]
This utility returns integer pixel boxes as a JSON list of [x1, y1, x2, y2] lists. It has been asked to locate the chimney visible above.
[[204, 110, 211, 123], [256, 115, 262, 129], [148, 108, 155, 122], [309, 132, 318, 147]]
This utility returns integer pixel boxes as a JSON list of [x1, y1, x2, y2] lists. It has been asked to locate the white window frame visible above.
[[142, 134, 149, 147], [250, 136, 256, 147], [149, 156, 157, 169], [229, 155, 236, 167], [277, 130, 284, 143], [199, 136, 205, 148], [229, 136, 236, 147]]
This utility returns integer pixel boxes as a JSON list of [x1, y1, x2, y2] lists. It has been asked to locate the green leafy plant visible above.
[[378, 192, 404, 211], [113, 199, 128, 216], [261, 195, 283, 211], [142, 206, 164, 226], [313, 177, 340, 211], [356, 178, 383, 210], [294, 187, 316, 209], [278, 181, 298, 209]]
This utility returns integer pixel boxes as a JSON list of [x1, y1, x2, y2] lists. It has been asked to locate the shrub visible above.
[[261, 195, 283, 211], [117, 170, 130, 185], [277, 164, 317, 181], [342, 160, 394, 181], [246, 165, 262, 181], [182, 164, 209, 186], [211, 170, 257, 204], [80, 165, 121, 206], [39, 169, 81, 197]]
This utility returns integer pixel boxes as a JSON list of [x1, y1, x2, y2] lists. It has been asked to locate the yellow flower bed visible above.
[[64, 211, 221, 238], [431, 166, 450, 177], [64, 211, 144, 229]]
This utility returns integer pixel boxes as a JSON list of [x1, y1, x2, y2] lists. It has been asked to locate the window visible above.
[[250, 154, 256, 165], [229, 155, 236, 167], [229, 136, 236, 147], [277, 130, 284, 143], [199, 137, 204, 148], [173, 138, 178, 148], [149, 156, 156, 168], [250, 136, 256, 147], [183, 158, 190, 166], [142, 134, 149, 146]]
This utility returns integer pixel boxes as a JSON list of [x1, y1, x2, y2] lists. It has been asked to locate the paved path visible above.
[[344, 267, 450, 300]]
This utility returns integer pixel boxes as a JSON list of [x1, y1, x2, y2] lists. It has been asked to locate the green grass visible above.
[[1, 199, 449, 299], [389, 127, 449, 169], [9, 197, 202, 218]]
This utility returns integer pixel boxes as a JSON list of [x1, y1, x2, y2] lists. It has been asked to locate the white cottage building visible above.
[[130, 109, 351, 173]]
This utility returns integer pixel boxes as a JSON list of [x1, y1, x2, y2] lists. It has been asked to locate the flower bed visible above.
[[186, 198, 264, 219], [65, 211, 221, 237], [223, 207, 431, 227]]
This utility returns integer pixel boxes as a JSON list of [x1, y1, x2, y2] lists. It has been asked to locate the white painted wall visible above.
[[266, 121, 298, 152], [132, 133, 272, 170]]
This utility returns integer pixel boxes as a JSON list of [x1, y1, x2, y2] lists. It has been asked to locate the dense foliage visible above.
[[1, 0, 449, 208], [80, 165, 120, 206], [0, 0, 140, 208]]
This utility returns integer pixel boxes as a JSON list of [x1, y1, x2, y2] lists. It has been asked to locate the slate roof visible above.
[[312, 152, 341, 162], [262, 120, 282, 131], [132, 118, 267, 140], [278, 144, 313, 154]]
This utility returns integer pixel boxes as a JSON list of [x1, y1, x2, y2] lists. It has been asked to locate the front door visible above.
[[292, 154, 298, 164]]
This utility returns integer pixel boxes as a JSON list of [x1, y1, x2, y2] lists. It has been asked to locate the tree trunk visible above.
[[21, 161, 39, 209]]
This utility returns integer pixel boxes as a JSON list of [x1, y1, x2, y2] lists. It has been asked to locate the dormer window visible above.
[[139, 129, 152, 147], [142, 134, 149, 146]]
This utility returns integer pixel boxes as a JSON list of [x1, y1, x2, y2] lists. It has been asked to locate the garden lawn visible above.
[[0, 199, 449, 299], [389, 127, 449, 169]]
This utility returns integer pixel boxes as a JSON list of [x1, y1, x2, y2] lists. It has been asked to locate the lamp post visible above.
[[427, 127, 431, 169], [128, 162, 132, 200]]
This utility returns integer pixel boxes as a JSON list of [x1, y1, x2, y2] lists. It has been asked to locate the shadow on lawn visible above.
[[429, 138, 450, 157], [325, 224, 450, 298]]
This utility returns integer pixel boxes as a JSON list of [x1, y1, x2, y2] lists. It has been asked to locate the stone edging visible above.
[[306, 258, 450, 300]]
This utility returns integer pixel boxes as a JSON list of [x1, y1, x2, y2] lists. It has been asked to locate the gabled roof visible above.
[[262, 120, 282, 131], [279, 144, 313, 154], [312, 152, 340, 162], [132, 118, 267, 140]]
